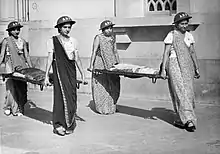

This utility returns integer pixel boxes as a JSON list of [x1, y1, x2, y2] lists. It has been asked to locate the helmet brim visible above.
[[54, 21, 76, 28], [99, 23, 115, 30], [173, 16, 192, 24], [6, 25, 23, 31]]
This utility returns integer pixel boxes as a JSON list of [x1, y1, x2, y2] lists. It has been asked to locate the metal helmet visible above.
[[173, 12, 192, 24], [99, 20, 115, 30], [6, 21, 23, 31], [54, 16, 76, 28]]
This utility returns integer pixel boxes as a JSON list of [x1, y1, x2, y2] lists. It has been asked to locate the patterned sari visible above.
[[3, 36, 28, 115], [52, 36, 77, 131], [92, 33, 120, 114], [168, 30, 196, 125]]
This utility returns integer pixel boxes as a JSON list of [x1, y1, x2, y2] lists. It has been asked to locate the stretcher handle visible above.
[[87, 68, 92, 72], [76, 80, 88, 89], [40, 84, 44, 91], [151, 76, 168, 84], [87, 68, 100, 74], [87, 68, 101, 74], [40, 80, 88, 91], [152, 77, 157, 84]]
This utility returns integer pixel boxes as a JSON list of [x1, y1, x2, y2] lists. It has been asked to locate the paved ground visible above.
[[0, 85, 220, 154]]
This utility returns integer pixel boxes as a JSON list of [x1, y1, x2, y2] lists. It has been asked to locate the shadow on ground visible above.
[[87, 100, 99, 114], [24, 100, 86, 125], [117, 105, 175, 125], [88, 100, 182, 128]]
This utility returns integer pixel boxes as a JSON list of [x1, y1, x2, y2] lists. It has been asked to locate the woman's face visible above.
[[9, 27, 21, 38], [176, 20, 189, 33], [103, 26, 113, 36], [59, 23, 72, 37]]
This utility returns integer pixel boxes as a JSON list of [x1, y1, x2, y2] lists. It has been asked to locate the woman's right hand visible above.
[[44, 76, 51, 87], [0, 63, 6, 68], [194, 69, 200, 79], [160, 70, 167, 80], [87, 66, 94, 72]]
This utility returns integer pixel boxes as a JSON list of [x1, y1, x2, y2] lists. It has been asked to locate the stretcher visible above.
[[88, 63, 164, 83], [0, 68, 87, 91]]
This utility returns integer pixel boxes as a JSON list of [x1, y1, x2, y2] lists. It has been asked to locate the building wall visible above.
[[116, 0, 144, 17], [29, 0, 115, 20], [0, 0, 219, 101]]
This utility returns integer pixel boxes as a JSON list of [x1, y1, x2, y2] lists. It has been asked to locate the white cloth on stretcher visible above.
[[109, 63, 159, 74], [12, 72, 25, 78]]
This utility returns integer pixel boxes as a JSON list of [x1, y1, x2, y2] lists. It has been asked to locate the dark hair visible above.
[[8, 31, 12, 36], [58, 27, 61, 33]]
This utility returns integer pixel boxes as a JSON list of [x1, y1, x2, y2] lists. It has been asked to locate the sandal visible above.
[[4, 109, 11, 116], [53, 127, 65, 136], [12, 112, 23, 117], [65, 130, 74, 135], [173, 120, 185, 129], [185, 120, 196, 132], [17, 112, 23, 116]]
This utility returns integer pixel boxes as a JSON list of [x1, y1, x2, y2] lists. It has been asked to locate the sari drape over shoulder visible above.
[[92, 34, 120, 114], [6, 37, 28, 72], [52, 36, 77, 130], [168, 30, 196, 125], [3, 36, 28, 115]]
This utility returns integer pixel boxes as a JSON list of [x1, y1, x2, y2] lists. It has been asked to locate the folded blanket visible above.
[[17, 68, 47, 81], [0, 68, 50, 85]]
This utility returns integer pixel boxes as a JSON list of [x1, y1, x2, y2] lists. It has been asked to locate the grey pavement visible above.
[[0, 85, 220, 154]]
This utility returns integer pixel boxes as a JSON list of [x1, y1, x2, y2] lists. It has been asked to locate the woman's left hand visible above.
[[81, 75, 88, 85], [160, 70, 167, 80], [81, 79, 88, 85], [194, 69, 200, 79]]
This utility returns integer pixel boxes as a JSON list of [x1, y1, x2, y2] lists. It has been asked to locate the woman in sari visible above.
[[88, 20, 120, 115], [160, 12, 200, 132], [44, 16, 86, 136], [0, 21, 32, 116]]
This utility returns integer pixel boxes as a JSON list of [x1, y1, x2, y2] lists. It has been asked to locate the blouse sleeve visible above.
[[188, 32, 195, 44], [47, 38, 54, 53], [164, 32, 173, 44]]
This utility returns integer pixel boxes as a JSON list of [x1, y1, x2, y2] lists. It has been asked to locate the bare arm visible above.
[[88, 35, 99, 70], [189, 44, 200, 78], [75, 50, 85, 81], [23, 40, 33, 67], [45, 52, 53, 78], [113, 38, 120, 64], [189, 44, 199, 70], [161, 44, 171, 76], [0, 39, 7, 64], [44, 38, 54, 86]]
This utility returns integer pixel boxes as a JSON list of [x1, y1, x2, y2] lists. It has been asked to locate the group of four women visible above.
[[0, 12, 200, 136]]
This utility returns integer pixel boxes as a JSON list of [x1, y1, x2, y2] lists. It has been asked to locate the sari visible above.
[[3, 36, 28, 115], [167, 30, 196, 125], [51, 36, 77, 131], [92, 34, 120, 114]]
